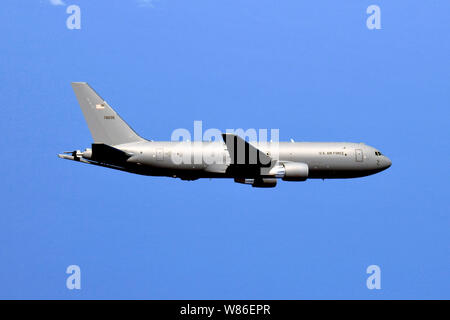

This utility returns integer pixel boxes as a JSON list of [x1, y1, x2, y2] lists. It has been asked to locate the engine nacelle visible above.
[[270, 162, 309, 181]]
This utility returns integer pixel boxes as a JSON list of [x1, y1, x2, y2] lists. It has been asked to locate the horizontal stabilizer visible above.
[[90, 143, 132, 165]]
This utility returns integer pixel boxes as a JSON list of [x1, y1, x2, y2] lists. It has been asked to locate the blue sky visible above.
[[0, 0, 448, 299]]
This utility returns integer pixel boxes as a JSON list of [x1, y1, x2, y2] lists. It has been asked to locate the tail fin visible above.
[[71, 82, 144, 146]]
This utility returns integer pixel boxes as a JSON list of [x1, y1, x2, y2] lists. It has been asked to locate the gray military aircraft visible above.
[[58, 82, 391, 188]]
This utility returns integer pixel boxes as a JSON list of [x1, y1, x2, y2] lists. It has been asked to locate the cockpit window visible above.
[[374, 151, 383, 156]]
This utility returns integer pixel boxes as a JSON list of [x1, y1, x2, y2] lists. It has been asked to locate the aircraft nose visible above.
[[384, 156, 392, 169]]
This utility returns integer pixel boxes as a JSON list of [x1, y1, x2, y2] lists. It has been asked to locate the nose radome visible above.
[[384, 157, 392, 169]]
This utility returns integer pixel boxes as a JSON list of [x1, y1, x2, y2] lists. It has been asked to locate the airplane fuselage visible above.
[[113, 141, 391, 179], [59, 83, 392, 188]]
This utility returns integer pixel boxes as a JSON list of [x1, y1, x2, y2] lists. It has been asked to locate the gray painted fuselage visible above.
[[110, 140, 391, 180], [59, 82, 392, 186]]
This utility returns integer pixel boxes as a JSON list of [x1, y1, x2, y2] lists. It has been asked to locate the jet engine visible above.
[[269, 162, 309, 181]]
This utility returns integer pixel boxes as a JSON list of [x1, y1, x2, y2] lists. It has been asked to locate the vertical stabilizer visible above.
[[71, 82, 144, 146]]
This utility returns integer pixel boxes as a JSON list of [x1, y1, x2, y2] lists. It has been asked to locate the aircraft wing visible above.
[[221, 133, 272, 167]]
